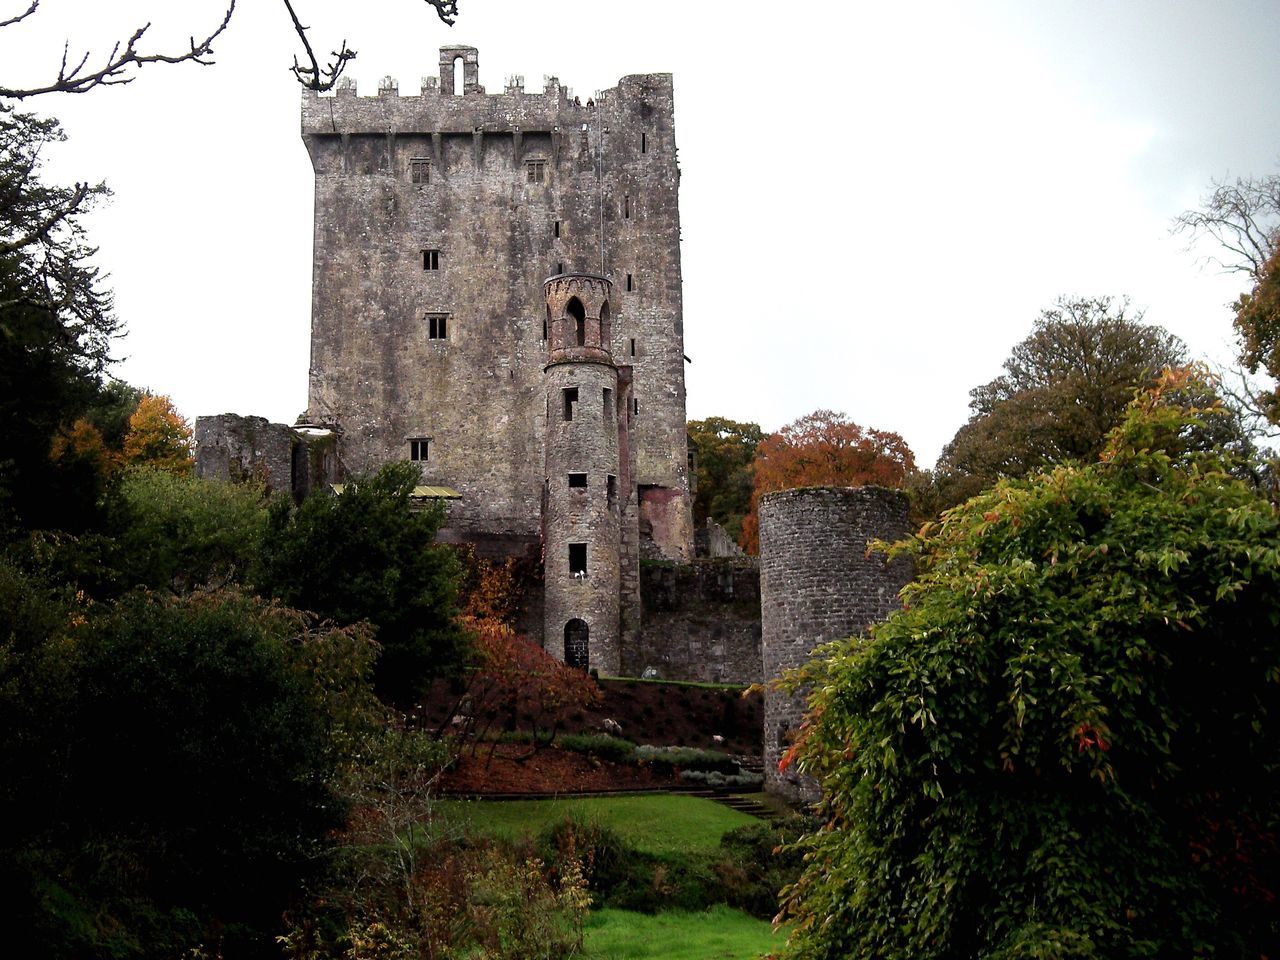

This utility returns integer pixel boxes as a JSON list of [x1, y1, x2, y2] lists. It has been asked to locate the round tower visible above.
[[543, 273, 622, 674], [758, 486, 912, 803]]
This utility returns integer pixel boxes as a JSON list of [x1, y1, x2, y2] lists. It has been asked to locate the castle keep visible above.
[[297, 47, 693, 671]]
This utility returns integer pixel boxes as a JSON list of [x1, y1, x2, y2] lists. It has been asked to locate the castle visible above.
[[201, 47, 694, 675]]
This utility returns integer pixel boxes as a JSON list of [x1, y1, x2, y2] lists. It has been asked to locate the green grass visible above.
[[436, 794, 762, 856], [581, 906, 780, 959]]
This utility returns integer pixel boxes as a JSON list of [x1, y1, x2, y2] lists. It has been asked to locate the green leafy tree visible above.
[[687, 416, 765, 542], [256, 461, 467, 705], [104, 466, 269, 593], [933, 296, 1188, 509], [0, 571, 380, 960], [778, 369, 1280, 959]]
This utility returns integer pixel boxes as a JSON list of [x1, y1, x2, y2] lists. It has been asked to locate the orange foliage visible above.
[[122, 393, 193, 475], [448, 617, 601, 757], [458, 550, 522, 626], [50, 417, 115, 481], [740, 409, 916, 553]]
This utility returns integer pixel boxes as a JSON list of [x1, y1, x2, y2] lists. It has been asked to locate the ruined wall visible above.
[[302, 49, 692, 562], [759, 486, 912, 803], [194, 414, 295, 496], [627, 559, 762, 684]]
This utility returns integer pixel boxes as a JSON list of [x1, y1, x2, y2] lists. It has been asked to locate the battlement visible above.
[[302, 46, 673, 137]]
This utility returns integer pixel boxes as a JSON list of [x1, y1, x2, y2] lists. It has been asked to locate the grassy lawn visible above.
[[436, 794, 761, 856], [582, 906, 780, 959]]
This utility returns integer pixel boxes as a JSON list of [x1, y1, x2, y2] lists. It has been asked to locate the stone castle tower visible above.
[[297, 46, 692, 668]]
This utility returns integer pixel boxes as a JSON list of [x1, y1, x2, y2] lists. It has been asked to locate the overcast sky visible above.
[[3, 0, 1278, 466]]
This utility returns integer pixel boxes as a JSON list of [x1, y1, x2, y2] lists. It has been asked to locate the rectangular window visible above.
[[607, 474, 617, 507], [629, 338, 636, 357], [409, 158, 431, 183], [568, 472, 587, 488], [556, 262, 564, 275], [624, 195, 631, 219], [569, 543, 587, 576], [426, 313, 449, 339], [626, 273, 633, 292], [641, 132, 647, 154], [632, 397, 639, 416], [603, 387, 612, 422], [409, 438, 431, 461], [526, 159, 546, 183], [554, 220, 561, 238], [562, 387, 578, 421], [422, 248, 440, 270]]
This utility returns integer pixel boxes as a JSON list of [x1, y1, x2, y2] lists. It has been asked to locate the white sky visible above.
[[3, 0, 1277, 467]]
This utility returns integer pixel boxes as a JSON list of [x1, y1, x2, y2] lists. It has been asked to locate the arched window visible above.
[[564, 619, 589, 670], [453, 56, 464, 96], [566, 296, 586, 347], [599, 300, 611, 347]]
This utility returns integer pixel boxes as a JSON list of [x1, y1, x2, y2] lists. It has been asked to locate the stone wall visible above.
[[758, 486, 912, 803], [302, 48, 693, 566], [194, 414, 295, 496], [626, 558, 762, 684]]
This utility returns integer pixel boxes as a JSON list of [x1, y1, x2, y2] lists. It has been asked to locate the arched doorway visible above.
[[567, 296, 586, 347], [564, 618, 589, 670]]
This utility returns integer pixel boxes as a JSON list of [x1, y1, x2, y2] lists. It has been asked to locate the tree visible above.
[[0, 571, 381, 959], [933, 296, 1188, 509], [0, 0, 459, 98], [687, 416, 765, 543], [256, 461, 468, 706], [740, 410, 915, 553], [121, 391, 193, 474], [0, 106, 116, 532], [1176, 173, 1280, 434], [777, 369, 1280, 959]]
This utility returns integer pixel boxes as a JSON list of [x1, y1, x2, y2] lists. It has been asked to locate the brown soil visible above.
[[440, 742, 680, 795]]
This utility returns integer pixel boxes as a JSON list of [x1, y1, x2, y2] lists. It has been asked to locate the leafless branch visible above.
[[0, 1, 236, 99], [283, 0, 356, 92], [0, 1, 36, 30], [425, 0, 460, 26], [1174, 174, 1280, 279]]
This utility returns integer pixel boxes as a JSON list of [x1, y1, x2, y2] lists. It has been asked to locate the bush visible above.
[[634, 744, 740, 775], [556, 732, 637, 763], [778, 371, 1280, 959]]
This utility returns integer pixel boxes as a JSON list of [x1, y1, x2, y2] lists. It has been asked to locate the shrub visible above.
[[555, 732, 637, 764], [634, 744, 740, 775]]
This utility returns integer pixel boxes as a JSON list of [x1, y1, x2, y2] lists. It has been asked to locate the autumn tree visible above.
[[931, 296, 1188, 509], [121, 392, 193, 475], [778, 369, 1280, 959], [687, 416, 765, 542], [1177, 173, 1280, 433], [740, 410, 915, 554]]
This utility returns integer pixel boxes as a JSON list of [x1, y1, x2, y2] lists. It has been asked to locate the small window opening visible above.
[[568, 473, 587, 488], [641, 132, 647, 154], [569, 543, 587, 576], [409, 438, 431, 461], [453, 56, 464, 96], [626, 273, 633, 292], [526, 159, 546, 183], [632, 397, 639, 416], [426, 313, 449, 339], [624, 195, 631, 219], [562, 387, 578, 421], [554, 220, 561, 238], [567, 296, 586, 347], [422, 249, 440, 270], [629, 338, 636, 357], [556, 262, 564, 275], [603, 387, 612, 422], [542, 311, 548, 341], [409, 158, 431, 183], [607, 474, 617, 507]]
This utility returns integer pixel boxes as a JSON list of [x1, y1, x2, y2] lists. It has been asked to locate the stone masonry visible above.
[[758, 486, 912, 802]]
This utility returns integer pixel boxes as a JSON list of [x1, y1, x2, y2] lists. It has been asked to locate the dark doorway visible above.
[[564, 619, 589, 670]]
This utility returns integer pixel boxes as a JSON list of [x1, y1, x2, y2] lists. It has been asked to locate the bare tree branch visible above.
[[282, 0, 357, 92], [1174, 174, 1280, 278], [0, 1, 236, 100]]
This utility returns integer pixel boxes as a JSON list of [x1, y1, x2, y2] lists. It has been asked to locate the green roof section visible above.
[[330, 483, 461, 499]]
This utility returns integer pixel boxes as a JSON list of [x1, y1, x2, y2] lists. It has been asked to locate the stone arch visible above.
[[564, 618, 589, 670], [452, 56, 464, 96], [599, 299, 611, 347], [567, 296, 586, 347]]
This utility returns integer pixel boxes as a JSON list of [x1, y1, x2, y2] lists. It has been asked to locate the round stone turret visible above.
[[758, 486, 912, 803], [542, 273, 622, 674], [545, 274, 614, 367]]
